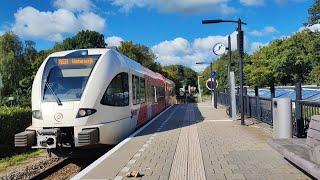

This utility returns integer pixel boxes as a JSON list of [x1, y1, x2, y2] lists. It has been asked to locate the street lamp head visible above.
[[202, 19, 247, 25], [196, 62, 208, 65], [202, 19, 223, 24]]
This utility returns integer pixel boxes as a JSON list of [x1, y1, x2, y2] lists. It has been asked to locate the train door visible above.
[[99, 72, 131, 141], [131, 74, 140, 129], [131, 73, 148, 129], [146, 78, 153, 120]]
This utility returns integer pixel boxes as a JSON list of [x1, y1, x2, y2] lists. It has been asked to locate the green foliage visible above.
[[162, 65, 198, 94], [53, 30, 106, 51], [118, 41, 163, 73], [0, 106, 31, 146], [0, 32, 34, 106], [306, 0, 320, 26], [200, 51, 247, 94], [246, 30, 319, 87], [309, 65, 320, 85], [0, 149, 44, 169]]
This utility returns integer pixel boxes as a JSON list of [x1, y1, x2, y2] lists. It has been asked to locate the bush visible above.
[[0, 106, 31, 146]]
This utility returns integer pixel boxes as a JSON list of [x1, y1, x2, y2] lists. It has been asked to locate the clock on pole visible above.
[[213, 43, 226, 56]]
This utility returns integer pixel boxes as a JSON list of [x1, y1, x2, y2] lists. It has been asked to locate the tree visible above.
[[162, 65, 198, 94], [245, 30, 320, 87], [118, 41, 161, 73], [310, 65, 320, 85], [53, 30, 106, 51], [199, 51, 247, 94], [306, 0, 320, 26], [0, 32, 24, 97]]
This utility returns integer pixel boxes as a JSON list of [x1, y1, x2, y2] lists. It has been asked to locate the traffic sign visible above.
[[206, 78, 218, 90], [211, 71, 217, 78], [179, 91, 184, 96]]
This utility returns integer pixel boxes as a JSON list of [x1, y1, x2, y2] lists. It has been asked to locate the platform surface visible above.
[[74, 103, 310, 180]]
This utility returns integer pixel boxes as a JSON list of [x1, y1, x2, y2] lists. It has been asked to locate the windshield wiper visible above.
[[45, 81, 62, 106]]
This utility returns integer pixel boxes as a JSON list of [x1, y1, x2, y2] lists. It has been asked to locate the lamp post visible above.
[[202, 18, 247, 125], [198, 75, 203, 102], [196, 62, 216, 108], [226, 35, 232, 118]]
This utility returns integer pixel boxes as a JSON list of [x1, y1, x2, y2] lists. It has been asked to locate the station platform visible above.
[[73, 103, 309, 180]]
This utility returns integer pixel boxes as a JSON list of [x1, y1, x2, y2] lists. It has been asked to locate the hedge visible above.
[[0, 106, 31, 146]]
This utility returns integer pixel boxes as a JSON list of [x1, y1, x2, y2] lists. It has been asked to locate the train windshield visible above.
[[42, 55, 100, 101]]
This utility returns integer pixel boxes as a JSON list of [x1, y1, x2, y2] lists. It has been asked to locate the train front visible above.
[[14, 49, 105, 156]]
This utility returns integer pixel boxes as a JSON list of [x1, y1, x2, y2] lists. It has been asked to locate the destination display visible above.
[[58, 58, 95, 66]]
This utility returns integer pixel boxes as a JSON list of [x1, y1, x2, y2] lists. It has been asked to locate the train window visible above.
[[132, 75, 140, 104], [132, 75, 136, 104], [101, 72, 129, 106], [154, 86, 157, 103], [156, 86, 165, 102], [139, 77, 146, 103]]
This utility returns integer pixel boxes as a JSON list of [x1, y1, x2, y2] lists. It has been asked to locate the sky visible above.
[[0, 0, 316, 72]]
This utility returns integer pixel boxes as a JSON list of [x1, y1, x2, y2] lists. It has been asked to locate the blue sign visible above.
[[211, 71, 217, 78]]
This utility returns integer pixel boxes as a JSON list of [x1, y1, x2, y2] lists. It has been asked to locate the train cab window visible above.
[[101, 72, 129, 106]]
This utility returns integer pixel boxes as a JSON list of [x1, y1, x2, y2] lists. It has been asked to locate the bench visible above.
[[268, 115, 320, 179]]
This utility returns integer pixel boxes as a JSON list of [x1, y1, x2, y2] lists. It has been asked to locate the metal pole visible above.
[[230, 72, 237, 119], [270, 84, 275, 123], [211, 62, 214, 108], [198, 76, 202, 102], [228, 35, 232, 117], [295, 81, 303, 137], [238, 18, 245, 125]]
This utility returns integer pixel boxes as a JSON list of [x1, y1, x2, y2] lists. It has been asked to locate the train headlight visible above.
[[32, 110, 42, 119], [76, 108, 97, 118]]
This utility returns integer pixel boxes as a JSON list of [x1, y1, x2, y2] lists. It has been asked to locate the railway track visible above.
[[29, 158, 70, 180], [28, 148, 111, 180], [29, 156, 99, 180]]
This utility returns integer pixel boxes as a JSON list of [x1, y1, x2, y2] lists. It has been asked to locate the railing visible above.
[[294, 100, 320, 137], [217, 92, 229, 107], [217, 91, 320, 136]]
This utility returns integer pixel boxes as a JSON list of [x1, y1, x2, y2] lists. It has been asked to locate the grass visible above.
[[0, 149, 45, 169]]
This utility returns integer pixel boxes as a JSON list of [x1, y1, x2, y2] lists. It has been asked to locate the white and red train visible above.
[[15, 48, 176, 156]]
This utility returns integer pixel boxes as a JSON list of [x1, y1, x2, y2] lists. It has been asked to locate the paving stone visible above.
[[225, 173, 246, 180], [78, 103, 311, 180], [206, 173, 226, 180]]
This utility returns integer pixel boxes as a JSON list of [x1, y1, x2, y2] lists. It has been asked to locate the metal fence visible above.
[[217, 90, 320, 137], [293, 100, 320, 137]]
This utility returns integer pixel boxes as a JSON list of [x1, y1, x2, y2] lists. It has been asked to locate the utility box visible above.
[[272, 98, 292, 139]]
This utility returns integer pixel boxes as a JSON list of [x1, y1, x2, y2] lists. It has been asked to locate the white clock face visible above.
[[213, 43, 226, 56]]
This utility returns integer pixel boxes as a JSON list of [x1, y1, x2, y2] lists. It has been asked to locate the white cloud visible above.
[[152, 32, 245, 72], [105, 36, 124, 47], [249, 26, 278, 36], [240, 0, 264, 6], [11, 6, 106, 42], [111, 0, 236, 14], [299, 24, 320, 32], [78, 12, 105, 32], [53, 0, 93, 12], [0, 31, 4, 36], [250, 42, 268, 53], [152, 38, 191, 56]]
